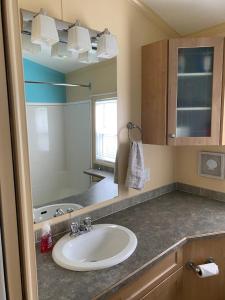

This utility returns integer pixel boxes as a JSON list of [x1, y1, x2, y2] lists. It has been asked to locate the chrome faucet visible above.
[[69, 217, 92, 237], [54, 208, 65, 217], [70, 222, 80, 236], [80, 216, 92, 232]]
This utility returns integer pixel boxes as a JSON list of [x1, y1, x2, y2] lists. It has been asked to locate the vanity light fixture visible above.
[[51, 42, 73, 59], [31, 8, 59, 47], [79, 50, 99, 64], [22, 34, 41, 55], [97, 28, 118, 59], [67, 20, 92, 53]]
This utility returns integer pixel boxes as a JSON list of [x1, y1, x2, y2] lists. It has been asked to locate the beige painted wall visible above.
[[175, 146, 225, 192], [66, 59, 117, 101], [18, 0, 178, 201], [175, 24, 225, 193]]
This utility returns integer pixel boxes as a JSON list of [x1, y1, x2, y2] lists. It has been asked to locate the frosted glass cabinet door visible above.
[[168, 37, 224, 145]]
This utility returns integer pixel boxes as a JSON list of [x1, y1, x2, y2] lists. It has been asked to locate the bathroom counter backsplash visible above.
[[34, 182, 225, 243], [36, 190, 225, 300], [34, 183, 175, 242]]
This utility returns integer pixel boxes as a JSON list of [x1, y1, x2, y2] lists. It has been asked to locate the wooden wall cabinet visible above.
[[142, 37, 225, 146]]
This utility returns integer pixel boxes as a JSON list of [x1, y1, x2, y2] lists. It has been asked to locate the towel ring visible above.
[[127, 122, 142, 142]]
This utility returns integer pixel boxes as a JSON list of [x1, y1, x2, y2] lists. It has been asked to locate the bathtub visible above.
[[33, 203, 83, 223]]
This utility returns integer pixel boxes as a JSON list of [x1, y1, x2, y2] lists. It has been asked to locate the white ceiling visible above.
[[141, 0, 225, 35]]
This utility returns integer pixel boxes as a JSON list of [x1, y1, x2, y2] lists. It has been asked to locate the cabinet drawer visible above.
[[141, 267, 183, 300], [109, 249, 182, 300]]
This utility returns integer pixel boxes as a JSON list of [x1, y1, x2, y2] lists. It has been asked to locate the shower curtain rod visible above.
[[24, 80, 91, 89]]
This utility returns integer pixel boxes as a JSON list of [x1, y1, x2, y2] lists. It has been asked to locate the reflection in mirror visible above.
[[20, 10, 118, 223]]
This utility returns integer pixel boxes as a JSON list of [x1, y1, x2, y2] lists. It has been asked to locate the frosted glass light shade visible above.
[[51, 42, 72, 59], [31, 14, 59, 46], [67, 26, 92, 53], [79, 50, 99, 64], [22, 34, 41, 55], [40, 44, 52, 56], [97, 33, 118, 59]]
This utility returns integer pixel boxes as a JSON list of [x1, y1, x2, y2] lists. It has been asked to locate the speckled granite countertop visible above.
[[36, 191, 225, 300]]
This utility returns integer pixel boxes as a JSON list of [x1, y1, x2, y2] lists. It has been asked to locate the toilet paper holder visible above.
[[186, 257, 215, 275]]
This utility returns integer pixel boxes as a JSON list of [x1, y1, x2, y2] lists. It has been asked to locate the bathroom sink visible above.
[[52, 224, 137, 271]]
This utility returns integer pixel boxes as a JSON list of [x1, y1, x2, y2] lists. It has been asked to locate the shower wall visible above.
[[26, 102, 91, 207], [64, 101, 92, 195]]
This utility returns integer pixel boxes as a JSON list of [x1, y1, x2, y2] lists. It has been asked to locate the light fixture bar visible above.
[[24, 80, 91, 89], [22, 30, 98, 50]]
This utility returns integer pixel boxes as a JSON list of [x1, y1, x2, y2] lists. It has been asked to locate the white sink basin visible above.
[[52, 224, 137, 271]]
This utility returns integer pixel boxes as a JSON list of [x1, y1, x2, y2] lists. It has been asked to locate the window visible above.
[[95, 98, 117, 163]]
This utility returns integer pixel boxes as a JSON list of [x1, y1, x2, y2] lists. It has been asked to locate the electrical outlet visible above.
[[144, 168, 150, 182]]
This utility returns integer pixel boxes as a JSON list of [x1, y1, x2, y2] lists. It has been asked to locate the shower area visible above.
[[26, 101, 91, 207], [23, 57, 92, 207]]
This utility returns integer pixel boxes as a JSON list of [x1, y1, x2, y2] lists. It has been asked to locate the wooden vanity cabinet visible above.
[[108, 249, 183, 300], [142, 268, 183, 300], [182, 236, 225, 300], [142, 37, 225, 146], [107, 235, 225, 300]]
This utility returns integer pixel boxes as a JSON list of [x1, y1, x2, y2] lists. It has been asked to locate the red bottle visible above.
[[40, 223, 53, 253]]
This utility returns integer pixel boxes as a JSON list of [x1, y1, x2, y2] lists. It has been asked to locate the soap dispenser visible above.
[[40, 223, 53, 253]]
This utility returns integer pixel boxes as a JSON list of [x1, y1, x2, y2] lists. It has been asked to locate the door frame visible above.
[[1, 0, 38, 299], [0, 1, 23, 299], [168, 37, 224, 145]]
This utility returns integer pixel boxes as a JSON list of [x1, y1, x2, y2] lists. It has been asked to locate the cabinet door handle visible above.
[[169, 133, 176, 138]]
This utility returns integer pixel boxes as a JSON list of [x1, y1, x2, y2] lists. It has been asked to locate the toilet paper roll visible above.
[[197, 263, 219, 278]]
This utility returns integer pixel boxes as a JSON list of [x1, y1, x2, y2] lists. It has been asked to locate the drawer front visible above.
[[141, 267, 183, 300], [109, 249, 183, 300]]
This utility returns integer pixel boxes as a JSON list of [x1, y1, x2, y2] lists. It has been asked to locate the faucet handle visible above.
[[83, 216, 92, 227], [55, 208, 65, 217], [81, 216, 92, 232], [70, 222, 79, 236]]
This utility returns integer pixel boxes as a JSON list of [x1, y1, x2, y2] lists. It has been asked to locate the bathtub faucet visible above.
[[54, 208, 65, 217]]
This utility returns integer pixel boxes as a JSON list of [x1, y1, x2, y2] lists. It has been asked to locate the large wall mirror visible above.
[[20, 10, 118, 223]]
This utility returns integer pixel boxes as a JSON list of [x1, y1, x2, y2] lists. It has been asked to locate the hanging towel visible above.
[[125, 141, 145, 190]]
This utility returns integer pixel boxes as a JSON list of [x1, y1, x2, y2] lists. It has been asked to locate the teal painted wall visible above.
[[23, 58, 66, 103]]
